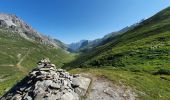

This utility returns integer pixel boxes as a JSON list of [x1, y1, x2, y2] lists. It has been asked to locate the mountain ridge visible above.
[[0, 13, 67, 49], [63, 7, 170, 99], [68, 20, 143, 52], [64, 6, 170, 72]]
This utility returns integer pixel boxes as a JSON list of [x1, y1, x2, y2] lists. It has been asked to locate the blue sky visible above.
[[0, 0, 170, 43]]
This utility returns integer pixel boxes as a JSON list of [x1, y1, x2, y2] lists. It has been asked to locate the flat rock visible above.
[[72, 76, 91, 96], [86, 77, 137, 100]]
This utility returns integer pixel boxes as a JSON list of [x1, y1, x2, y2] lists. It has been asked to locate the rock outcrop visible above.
[[0, 59, 91, 100]]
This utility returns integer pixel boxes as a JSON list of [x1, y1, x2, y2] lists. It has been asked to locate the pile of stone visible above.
[[1, 58, 91, 100]]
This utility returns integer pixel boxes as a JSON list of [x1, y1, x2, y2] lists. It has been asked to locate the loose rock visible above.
[[0, 58, 91, 100]]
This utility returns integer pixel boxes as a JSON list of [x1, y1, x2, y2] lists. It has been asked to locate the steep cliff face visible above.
[[1, 59, 91, 100]]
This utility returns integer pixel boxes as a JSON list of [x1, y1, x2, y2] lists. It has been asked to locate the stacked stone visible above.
[[1, 59, 87, 100]]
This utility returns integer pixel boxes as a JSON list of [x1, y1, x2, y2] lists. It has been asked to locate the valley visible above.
[[0, 5, 170, 100], [65, 7, 170, 99]]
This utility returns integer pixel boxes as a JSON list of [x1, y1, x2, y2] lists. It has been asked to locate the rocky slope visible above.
[[0, 13, 66, 49], [1, 59, 91, 100]]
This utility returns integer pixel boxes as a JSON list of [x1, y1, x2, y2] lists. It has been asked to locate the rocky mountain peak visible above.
[[1, 58, 91, 100], [0, 13, 41, 38], [0, 13, 67, 49]]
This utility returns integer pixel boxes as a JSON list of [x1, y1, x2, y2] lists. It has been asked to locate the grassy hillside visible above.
[[64, 7, 170, 73], [64, 7, 170, 99], [0, 29, 74, 95]]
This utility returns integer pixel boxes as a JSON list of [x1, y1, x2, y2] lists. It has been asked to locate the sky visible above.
[[0, 0, 170, 44]]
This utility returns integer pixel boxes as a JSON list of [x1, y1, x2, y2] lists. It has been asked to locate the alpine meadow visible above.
[[0, 1, 170, 100]]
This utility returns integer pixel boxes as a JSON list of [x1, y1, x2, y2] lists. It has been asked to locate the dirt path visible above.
[[17, 49, 30, 66], [80, 74, 138, 100], [0, 64, 14, 67], [15, 49, 31, 74], [0, 49, 31, 74]]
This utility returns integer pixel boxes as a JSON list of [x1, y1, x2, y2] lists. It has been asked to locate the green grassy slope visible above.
[[0, 29, 74, 95], [64, 7, 170, 99], [64, 7, 170, 73]]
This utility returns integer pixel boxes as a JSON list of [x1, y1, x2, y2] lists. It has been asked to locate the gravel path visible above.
[[84, 75, 138, 100]]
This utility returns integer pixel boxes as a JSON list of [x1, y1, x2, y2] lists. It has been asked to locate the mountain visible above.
[[68, 40, 89, 52], [64, 7, 170, 99], [64, 7, 170, 71], [68, 21, 141, 52], [0, 14, 74, 95], [0, 13, 67, 49], [1, 6, 170, 99]]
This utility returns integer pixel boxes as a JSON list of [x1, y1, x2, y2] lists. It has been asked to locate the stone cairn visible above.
[[1, 58, 91, 100]]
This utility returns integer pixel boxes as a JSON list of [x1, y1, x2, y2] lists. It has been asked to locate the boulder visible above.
[[72, 76, 91, 96]]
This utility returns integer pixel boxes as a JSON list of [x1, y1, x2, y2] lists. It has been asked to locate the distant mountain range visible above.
[[0, 13, 145, 52], [68, 19, 144, 52]]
